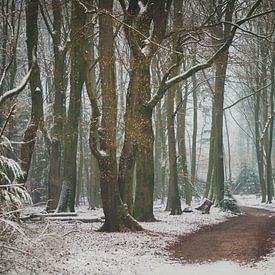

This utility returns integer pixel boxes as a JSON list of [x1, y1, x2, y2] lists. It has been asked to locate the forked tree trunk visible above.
[[118, 59, 153, 220], [85, 0, 142, 231]]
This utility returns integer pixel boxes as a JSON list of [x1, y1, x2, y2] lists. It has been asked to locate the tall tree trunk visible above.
[[177, 80, 190, 205], [166, 88, 182, 215], [47, 0, 66, 210], [89, 153, 100, 208], [255, 90, 266, 202], [154, 101, 163, 200], [56, 0, 85, 212], [212, 52, 228, 203], [266, 42, 275, 203], [207, 0, 235, 204], [20, 0, 44, 183], [165, 0, 184, 214], [86, 0, 142, 231], [190, 52, 198, 204], [133, 94, 155, 220]]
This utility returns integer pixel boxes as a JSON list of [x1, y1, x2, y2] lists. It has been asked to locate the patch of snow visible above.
[[235, 194, 275, 212], [6, 199, 275, 274]]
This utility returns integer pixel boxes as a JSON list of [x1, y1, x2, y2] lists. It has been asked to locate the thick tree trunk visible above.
[[118, 59, 152, 219], [85, 0, 142, 231], [20, 0, 44, 183], [212, 53, 227, 204], [166, 89, 182, 215], [47, 0, 66, 210], [133, 109, 155, 221], [89, 153, 101, 208], [56, 1, 85, 212]]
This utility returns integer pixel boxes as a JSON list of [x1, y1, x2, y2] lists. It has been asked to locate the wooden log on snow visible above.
[[195, 199, 213, 214], [20, 212, 104, 223]]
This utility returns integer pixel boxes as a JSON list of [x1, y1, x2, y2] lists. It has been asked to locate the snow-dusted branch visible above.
[[77, 0, 183, 57], [260, 112, 275, 143], [0, 59, 14, 90], [0, 65, 33, 106], [146, 0, 270, 110]]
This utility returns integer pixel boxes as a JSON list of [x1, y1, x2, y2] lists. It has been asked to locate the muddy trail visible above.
[[169, 207, 275, 264]]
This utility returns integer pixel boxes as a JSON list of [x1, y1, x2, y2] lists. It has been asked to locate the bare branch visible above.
[[0, 104, 16, 138], [39, 1, 54, 38], [223, 82, 271, 110], [147, 0, 266, 110]]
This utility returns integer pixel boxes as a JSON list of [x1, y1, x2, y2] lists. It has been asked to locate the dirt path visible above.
[[169, 207, 275, 264]]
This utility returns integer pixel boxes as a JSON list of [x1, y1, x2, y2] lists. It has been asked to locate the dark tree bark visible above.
[[190, 48, 198, 204], [119, 0, 171, 222], [56, 0, 85, 212], [85, 0, 142, 231], [177, 79, 191, 205], [46, 0, 67, 210], [205, 0, 235, 204], [20, 0, 44, 183]]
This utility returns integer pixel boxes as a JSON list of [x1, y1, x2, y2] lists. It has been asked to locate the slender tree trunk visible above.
[[154, 102, 163, 200], [160, 97, 168, 203], [205, 117, 215, 199], [190, 51, 198, 204], [177, 80, 190, 205], [266, 43, 275, 203], [255, 91, 266, 202], [76, 109, 84, 206]]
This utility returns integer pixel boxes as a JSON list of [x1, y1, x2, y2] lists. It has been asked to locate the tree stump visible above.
[[195, 199, 213, 214]]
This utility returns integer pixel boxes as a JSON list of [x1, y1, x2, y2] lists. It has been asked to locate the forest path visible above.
[[169, 207, 275, 264]]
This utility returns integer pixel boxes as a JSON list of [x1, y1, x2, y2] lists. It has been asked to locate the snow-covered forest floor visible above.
[[2, 195, 275, 275]]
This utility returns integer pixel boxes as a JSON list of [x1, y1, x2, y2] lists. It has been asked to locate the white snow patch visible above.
[[8, 199, 275, 274]]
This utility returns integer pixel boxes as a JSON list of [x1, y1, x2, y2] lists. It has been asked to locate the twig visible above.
[[0, 104, 16, 138], [223, 83, 271, 110], [2, 245, 42, 262], [63, 230, 80, 237]]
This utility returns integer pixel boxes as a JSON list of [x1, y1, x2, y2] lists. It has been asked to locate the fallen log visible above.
[[20, 212, 103, 223], [46, 217, 103, 223]]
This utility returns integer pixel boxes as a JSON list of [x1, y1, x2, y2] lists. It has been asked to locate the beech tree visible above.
[[56, 0, 85, 212], [20, 0, 44, 183], [40, 0, 69, 210]]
